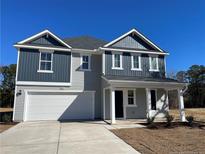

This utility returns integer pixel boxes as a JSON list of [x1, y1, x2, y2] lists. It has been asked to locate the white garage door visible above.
[[25, 91, 94, 121]]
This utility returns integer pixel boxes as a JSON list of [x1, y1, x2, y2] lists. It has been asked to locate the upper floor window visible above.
[[149, 55, 159, 72], [80, 54, 91, 71], [38, 51, 53, 73], [127, 89, 136, 106], [131, 54, 142, 71], [112, 53, 123, 69]]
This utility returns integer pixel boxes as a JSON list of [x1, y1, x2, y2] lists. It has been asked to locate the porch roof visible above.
[[103, 75, 187, 89]]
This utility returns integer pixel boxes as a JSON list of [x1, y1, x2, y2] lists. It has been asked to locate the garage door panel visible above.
[[26, 92, 94, 121]]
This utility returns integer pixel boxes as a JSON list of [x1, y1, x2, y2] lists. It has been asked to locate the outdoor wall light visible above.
[[16, 90, 22, 96]]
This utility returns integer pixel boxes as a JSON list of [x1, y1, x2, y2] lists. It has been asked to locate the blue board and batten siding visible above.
[[104, 51, 165, 78], [17, 48, 71, 82], [111, 34, 155, 51], [27, 34, 65, 47]]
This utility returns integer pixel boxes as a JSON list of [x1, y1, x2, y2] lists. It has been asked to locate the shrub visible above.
[[165, 113, 174, 127], [186, 116, 194, 126], [147, 116, 155, 124], [2, 113, 12, 122]]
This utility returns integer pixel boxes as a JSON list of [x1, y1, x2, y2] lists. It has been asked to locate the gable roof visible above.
[[63, 36, 107, 50], [103, 29, 164, 52], [17, 30, 72, 48]]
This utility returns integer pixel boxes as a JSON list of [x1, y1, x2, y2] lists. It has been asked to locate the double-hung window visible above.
[[38, 51, 53, 73], [127, 90, 136, 106], [149, 55, 159, 71], [81, 54, 91, 71], [112, 53, 122, 69], [131, 54, 141, 70]]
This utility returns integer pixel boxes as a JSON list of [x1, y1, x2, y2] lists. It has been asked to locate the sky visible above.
[[1, 0, 205, 73]]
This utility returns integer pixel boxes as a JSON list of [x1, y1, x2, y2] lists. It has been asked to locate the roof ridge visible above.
[[63, 35, 107, 42]]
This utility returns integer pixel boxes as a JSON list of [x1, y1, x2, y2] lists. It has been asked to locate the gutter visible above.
[[99, 47, 169, 55]]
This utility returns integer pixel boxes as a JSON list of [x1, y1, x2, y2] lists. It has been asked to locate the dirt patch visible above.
[[112, 125, 205, 154], [0, 122, 17, 133]]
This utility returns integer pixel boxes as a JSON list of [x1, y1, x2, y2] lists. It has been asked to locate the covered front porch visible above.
[[102, 77, 187, 124]]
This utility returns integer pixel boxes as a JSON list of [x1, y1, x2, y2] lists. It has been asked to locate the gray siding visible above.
[[14, 53, 102, 121], [27, 34, 65, 47], [126, 88, 147, 119], [105, 51, 165, 78], [111, 34, 154, 50], [17, 48, 71, 82]]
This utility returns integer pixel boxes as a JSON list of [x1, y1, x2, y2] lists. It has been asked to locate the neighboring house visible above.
[[13, 29, 186, 124]]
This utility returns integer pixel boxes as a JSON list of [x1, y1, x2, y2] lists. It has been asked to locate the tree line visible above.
[[168, 65, 205, 108]]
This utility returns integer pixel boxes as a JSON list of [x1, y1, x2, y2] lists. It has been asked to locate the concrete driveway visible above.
[[0, 121, 140, 154]]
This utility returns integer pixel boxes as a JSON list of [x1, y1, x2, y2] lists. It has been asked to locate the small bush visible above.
[[147, 116, 155, 125], [147, 117, 157, 129], [2, 113, 12, 122], [165, 113, 174, 127], [186, 116, 194, 126]]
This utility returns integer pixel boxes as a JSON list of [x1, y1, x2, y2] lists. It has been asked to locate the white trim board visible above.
[[18, 29, 72, 48], [99, 47, 169, 55], [103, 28, 165, 52], [16, 81, 71, 86], [13, 49, 20, 121], [25, 89, 95, 93], [14, 44, 71, 52]]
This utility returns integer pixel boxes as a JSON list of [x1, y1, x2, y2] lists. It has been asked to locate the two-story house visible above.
[[13, 29, 186, 124]]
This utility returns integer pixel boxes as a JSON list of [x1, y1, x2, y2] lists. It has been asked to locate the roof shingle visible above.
[[63, 36, 107, 50]]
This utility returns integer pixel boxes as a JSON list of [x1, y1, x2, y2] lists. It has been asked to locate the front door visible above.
[[115, 90, 123, 118]]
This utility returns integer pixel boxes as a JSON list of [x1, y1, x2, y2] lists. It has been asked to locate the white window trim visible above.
[[149, 55, 159, 72], [150, 89, 157, 111], [38, 50, 54, 73], [80, 54, 91, 71], [131, 54, 142, 71], [112, 52, 123, 70], [127, 89, 136, 106]]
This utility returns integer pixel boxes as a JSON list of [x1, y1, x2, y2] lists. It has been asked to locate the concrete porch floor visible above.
[[104, 119, 146, 129]]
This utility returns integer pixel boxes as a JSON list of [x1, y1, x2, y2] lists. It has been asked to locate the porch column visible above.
[[146, 88, 151, 118], [110, 88, 116, 124], [165, 89, 169, 110], [177, 89, 186, 122]]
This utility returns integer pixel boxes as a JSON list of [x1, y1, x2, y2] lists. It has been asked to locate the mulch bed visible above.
[[0, 122, 18, 133], [142, 122, 205, 129], [112, 122, 205, 154]]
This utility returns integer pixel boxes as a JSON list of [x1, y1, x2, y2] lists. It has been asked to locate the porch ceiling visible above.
[[102, 76, 187, 90]]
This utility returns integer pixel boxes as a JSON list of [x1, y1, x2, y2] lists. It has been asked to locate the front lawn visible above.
[[112, 124, 205, 154]]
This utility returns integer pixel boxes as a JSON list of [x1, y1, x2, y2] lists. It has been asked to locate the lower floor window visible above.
[[128, 90, 135, 105], [150, 90, 157, 110]]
